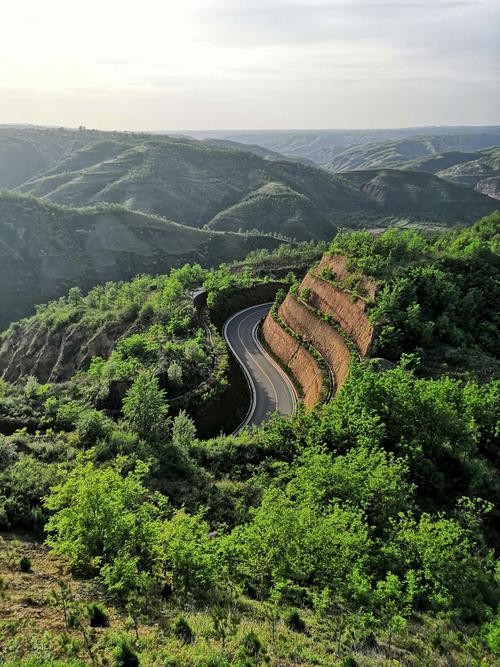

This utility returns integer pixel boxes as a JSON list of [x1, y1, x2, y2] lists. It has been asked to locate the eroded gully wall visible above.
[[262, 314, 323, 409], [262, 253, 375, 408], [303, 254, 375, 356], [278, 295, 351, 391]]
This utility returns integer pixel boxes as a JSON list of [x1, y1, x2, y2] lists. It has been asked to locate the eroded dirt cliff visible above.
[[0, 317, 134, 383], [279, 295, 351, 391], [262, 253, 375, 407], [262, 314, 323, 408]]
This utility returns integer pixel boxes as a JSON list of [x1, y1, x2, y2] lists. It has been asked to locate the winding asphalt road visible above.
[[223, 303, 297, 433]]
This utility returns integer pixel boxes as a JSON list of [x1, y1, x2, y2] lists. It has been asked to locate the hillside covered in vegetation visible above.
[[329, 212, 500, 379], [0, 192, 284, 329], [323, 134, 500, 173], [0, 217, 499, 666], [192, 126, 500, 170], [2, 126, 498, 248]]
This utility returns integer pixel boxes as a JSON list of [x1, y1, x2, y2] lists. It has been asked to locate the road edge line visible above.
[[223, 307, 258, 435], [223, 302, 298, 436]]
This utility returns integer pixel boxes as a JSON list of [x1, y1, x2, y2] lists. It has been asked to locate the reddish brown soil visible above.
[[279, 295, 351, 391], [262, 315, 323, 408], [262, 253, 375, 408]]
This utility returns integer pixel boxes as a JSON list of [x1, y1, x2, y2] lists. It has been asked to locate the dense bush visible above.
[[330, 214, 500, 369], [87, 602, 110, 627]]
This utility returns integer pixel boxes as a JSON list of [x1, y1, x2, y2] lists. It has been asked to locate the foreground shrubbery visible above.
[[33, 359, 498, 665]]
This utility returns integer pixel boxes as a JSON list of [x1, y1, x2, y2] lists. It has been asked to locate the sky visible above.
[[1, 0, 499, 130]]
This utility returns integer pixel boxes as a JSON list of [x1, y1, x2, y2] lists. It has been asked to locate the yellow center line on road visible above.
[[235, 306, 279, 413]]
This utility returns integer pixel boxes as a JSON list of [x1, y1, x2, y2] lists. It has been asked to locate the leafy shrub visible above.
[[0, 437, 18, 471], [87, 602, 110, 627], [45, 459, 162, 594], [339, 656, 357, 667], [160, 509, 220, 596], [113, 636, 139, 667], [122, 371, 170, 444], [19, 555, 32, 572], [167, 361, 183, 387], [171, 615, 194, 643], [485, 612, 500, 655], [76, 410, 112, 449], [285, 608, 306, 633]]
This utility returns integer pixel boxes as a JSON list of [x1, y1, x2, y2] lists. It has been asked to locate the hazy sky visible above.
[[1, 0, 499, 130]]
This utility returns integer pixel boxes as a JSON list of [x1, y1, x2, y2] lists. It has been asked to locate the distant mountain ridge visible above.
[[323, 134, 500, 172], [5, 127, 496, 242], [187, 126, 500, 166], [405, 147, 500, 200]]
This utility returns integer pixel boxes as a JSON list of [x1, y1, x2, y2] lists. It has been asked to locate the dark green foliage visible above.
[[171, 615, 194, 643], [331, 215, 500, 372], [76, 410, 112, 449], [284, 608, 306, 633], [338, 656, 357, 667], [87, 602, 110, 627], [122, 371, 170, 446], [0, 455, 60, 530], [113, 636, 140, 667], [0, 220, 498, 664], [18, 555, 32, 573], [0, 190, 282, 329]]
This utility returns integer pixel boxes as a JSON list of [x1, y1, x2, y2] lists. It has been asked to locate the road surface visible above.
[[223, 303, 297, 433]]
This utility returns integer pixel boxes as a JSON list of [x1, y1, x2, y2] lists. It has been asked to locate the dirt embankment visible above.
[[303, 254, 375, 356], [263, 314, 323, 408], [262, 253, 375, 408], [0, 318, 132, 383], [279, 295, 351, 391]]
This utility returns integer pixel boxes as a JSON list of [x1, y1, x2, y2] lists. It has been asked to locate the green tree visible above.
[[171, 410, 196, 453], [122, 371, 170, 445], [167, 361, 183, 388], [229, 486, 370, 598], [45, 458, 164, 594], [383, 512, 496, 619], [76, 410, 112, 449], [159, 509, 220, 596]]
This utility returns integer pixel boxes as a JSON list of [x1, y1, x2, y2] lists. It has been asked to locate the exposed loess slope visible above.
[[0, 312, 133, 383], [262, 314, 324, 408], [263, 253, 376, 408], [278, 295, 351, 391], [304, 254, 375, 356]]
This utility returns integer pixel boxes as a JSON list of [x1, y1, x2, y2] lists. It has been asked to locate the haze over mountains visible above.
[[188, 126, 500, 200], [187, 126, 500, 167]]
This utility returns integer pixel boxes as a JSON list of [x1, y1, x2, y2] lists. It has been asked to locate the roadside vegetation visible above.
[[329, 212, 500, 378]]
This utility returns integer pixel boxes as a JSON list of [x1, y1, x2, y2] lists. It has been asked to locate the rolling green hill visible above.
[[333, 168, 497, 221], [323, 134, 500, 172], [0, 125, 142, 189], [17, 136, 368, 237], [0, 191, 283, 329], [402, 147, 500, 200], [207, 181, 334, 238], [189, 126, 500, 166], [14, 131, 498, 240], [435, 148, 500, 199]]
